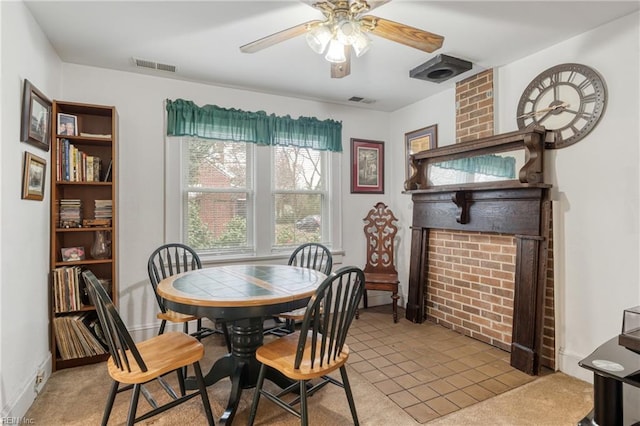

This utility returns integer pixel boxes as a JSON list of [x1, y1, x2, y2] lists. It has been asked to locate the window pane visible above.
[[273, 145, 325, 247], [187, 192, 248, 251], [274, 146, 322, 190], [274, 193, 322, 245], [187, 138, 247, 189]]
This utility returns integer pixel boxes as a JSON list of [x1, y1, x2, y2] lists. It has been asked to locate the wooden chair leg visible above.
[[193, 362, 215, 426], [127, 384, 142, 426], [340, 366, 360, 426], [300, 379, 309, 426], [101, 381, 119, 426], [248, 364, 268, 426], [392, 291, 399, 323]]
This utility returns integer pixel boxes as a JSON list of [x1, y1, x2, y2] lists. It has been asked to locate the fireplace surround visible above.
[[404, 127, 551, 375]]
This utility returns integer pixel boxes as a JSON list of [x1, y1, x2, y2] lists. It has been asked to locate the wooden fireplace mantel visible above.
[[404, 128, 551, 375]]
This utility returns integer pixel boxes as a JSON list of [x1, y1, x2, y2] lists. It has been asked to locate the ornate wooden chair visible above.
[[82, 270, 214, 426], [148, 243, 230, 351], [248, 266, 365, 426], [358, 202, 400, 323], [265, 242, 333, 336]]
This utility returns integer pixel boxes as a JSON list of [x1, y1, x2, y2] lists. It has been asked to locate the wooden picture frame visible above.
[[20, 79, 52, 151], [405, 124, 437, 181], [351, 138, 384, 194], [57, 113, 78, 136], [22, 152, 47, 201]]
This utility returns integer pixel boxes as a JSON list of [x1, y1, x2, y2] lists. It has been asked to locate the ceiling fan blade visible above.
[[240, 20, 322, 53], [364, 15, 444, 53], [331, 46, 351, 78]]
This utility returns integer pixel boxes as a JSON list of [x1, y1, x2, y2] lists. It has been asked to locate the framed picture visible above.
[[57, 113, 78, 136], [20, 79, 52, 151], [61, 246, 85, 262], [405, 124, 437, 181], [22, 152, 47, 201], [351, 138, 384, 194]]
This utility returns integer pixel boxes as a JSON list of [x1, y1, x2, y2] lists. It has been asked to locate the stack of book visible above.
[[94, 200, 112, 221], [59, 199, 83, 228], [56, 138, 102, 182], [53, 314, 107, 360]]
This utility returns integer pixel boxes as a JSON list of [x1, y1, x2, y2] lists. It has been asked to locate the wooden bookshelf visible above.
[[49, 101, 117, 371]]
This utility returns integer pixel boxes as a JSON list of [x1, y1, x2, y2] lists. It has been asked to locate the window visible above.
[[184, 138, 252, 254], [273, 145, 326, 247], [170, 137, 340, 259]]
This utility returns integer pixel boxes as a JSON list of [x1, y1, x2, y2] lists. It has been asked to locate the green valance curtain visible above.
[[435, 154, 516, 178], [166, 99, 343, 152]]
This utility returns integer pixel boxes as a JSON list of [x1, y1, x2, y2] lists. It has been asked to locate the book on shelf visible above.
[[56, 138, 102, 182]]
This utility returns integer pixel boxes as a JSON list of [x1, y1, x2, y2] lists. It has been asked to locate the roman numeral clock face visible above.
[[516, 63, 607, 149]]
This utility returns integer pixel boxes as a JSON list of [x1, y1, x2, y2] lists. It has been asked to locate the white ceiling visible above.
[[24, 1, 639, 112]]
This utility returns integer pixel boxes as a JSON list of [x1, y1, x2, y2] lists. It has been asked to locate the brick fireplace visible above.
[[404, 126, 552, 375]]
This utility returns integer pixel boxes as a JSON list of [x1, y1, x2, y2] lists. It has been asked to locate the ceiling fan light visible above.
[[306, 25, 332, 54], [352, 32, 371, 57], [325, 39, 346, 63], [336, 19, 359, 45]]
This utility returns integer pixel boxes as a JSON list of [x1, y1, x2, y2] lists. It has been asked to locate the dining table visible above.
[[156, 263, 327, 424]]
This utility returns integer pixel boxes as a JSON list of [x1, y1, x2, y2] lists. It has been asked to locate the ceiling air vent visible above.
[[410, 54, 472, 83], [133, 58, 176, 73], [348, 96, 376, 104]]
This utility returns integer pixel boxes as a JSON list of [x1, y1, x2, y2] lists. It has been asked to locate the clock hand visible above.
[[517, 102, 570, 119]]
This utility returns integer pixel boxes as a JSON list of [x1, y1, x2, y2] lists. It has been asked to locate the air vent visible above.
[[133, 58, 176, 73], [410, 54, 472, 83], [348, 96, 376, 104]]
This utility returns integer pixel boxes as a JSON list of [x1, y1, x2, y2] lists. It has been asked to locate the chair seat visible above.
[[364, 272, 399, 285], [256, 332, 350, 381], [107, 331, 204, 384], [277, 305, 325, 322], [157, 310, 199, 323]]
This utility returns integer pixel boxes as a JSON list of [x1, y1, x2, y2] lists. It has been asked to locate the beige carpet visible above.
[[26, 334, 593, 425]]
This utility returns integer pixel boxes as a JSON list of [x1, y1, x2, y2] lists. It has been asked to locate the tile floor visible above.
[[348, 305, 536, 423]]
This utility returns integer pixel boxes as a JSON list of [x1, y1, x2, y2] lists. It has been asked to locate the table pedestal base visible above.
[[186, 317, 295, 424]]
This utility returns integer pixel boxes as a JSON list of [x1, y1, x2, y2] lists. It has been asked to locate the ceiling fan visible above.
[[239, 0, 444, 79]]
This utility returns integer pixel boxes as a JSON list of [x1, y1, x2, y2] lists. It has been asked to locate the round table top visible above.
[[157, 264, 326, 308]]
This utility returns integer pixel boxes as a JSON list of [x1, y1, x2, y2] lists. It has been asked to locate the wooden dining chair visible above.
[[148, 243, 231, 352], [81, 270, 214, 426], [248, 266, 365, 426], [264, 243, 333, 336], [357, 202, 400, 323]]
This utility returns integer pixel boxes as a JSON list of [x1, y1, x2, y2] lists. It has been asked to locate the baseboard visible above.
[[1, 353, 51, 419], [557, 347, 592, 383]]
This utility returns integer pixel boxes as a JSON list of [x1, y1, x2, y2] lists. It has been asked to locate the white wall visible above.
[[496, 12, 640, 380], [0, 1, 62, 418], [59, 64, 392, 336], [389, 88, 457, 303]]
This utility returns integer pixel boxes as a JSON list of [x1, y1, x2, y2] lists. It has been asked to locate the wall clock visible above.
[[516, 63, 607, 149]]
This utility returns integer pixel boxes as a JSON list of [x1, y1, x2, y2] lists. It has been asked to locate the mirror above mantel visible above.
[[404, 126, 549, 192]]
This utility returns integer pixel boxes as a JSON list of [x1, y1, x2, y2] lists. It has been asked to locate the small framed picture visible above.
[[22, 152, 47, 201], [405, 124, 437, 181], [57, 113, 78, 136], [61, 246, 85, 262], [351, 138, 384, 194], [20, 79, 52, 151]]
